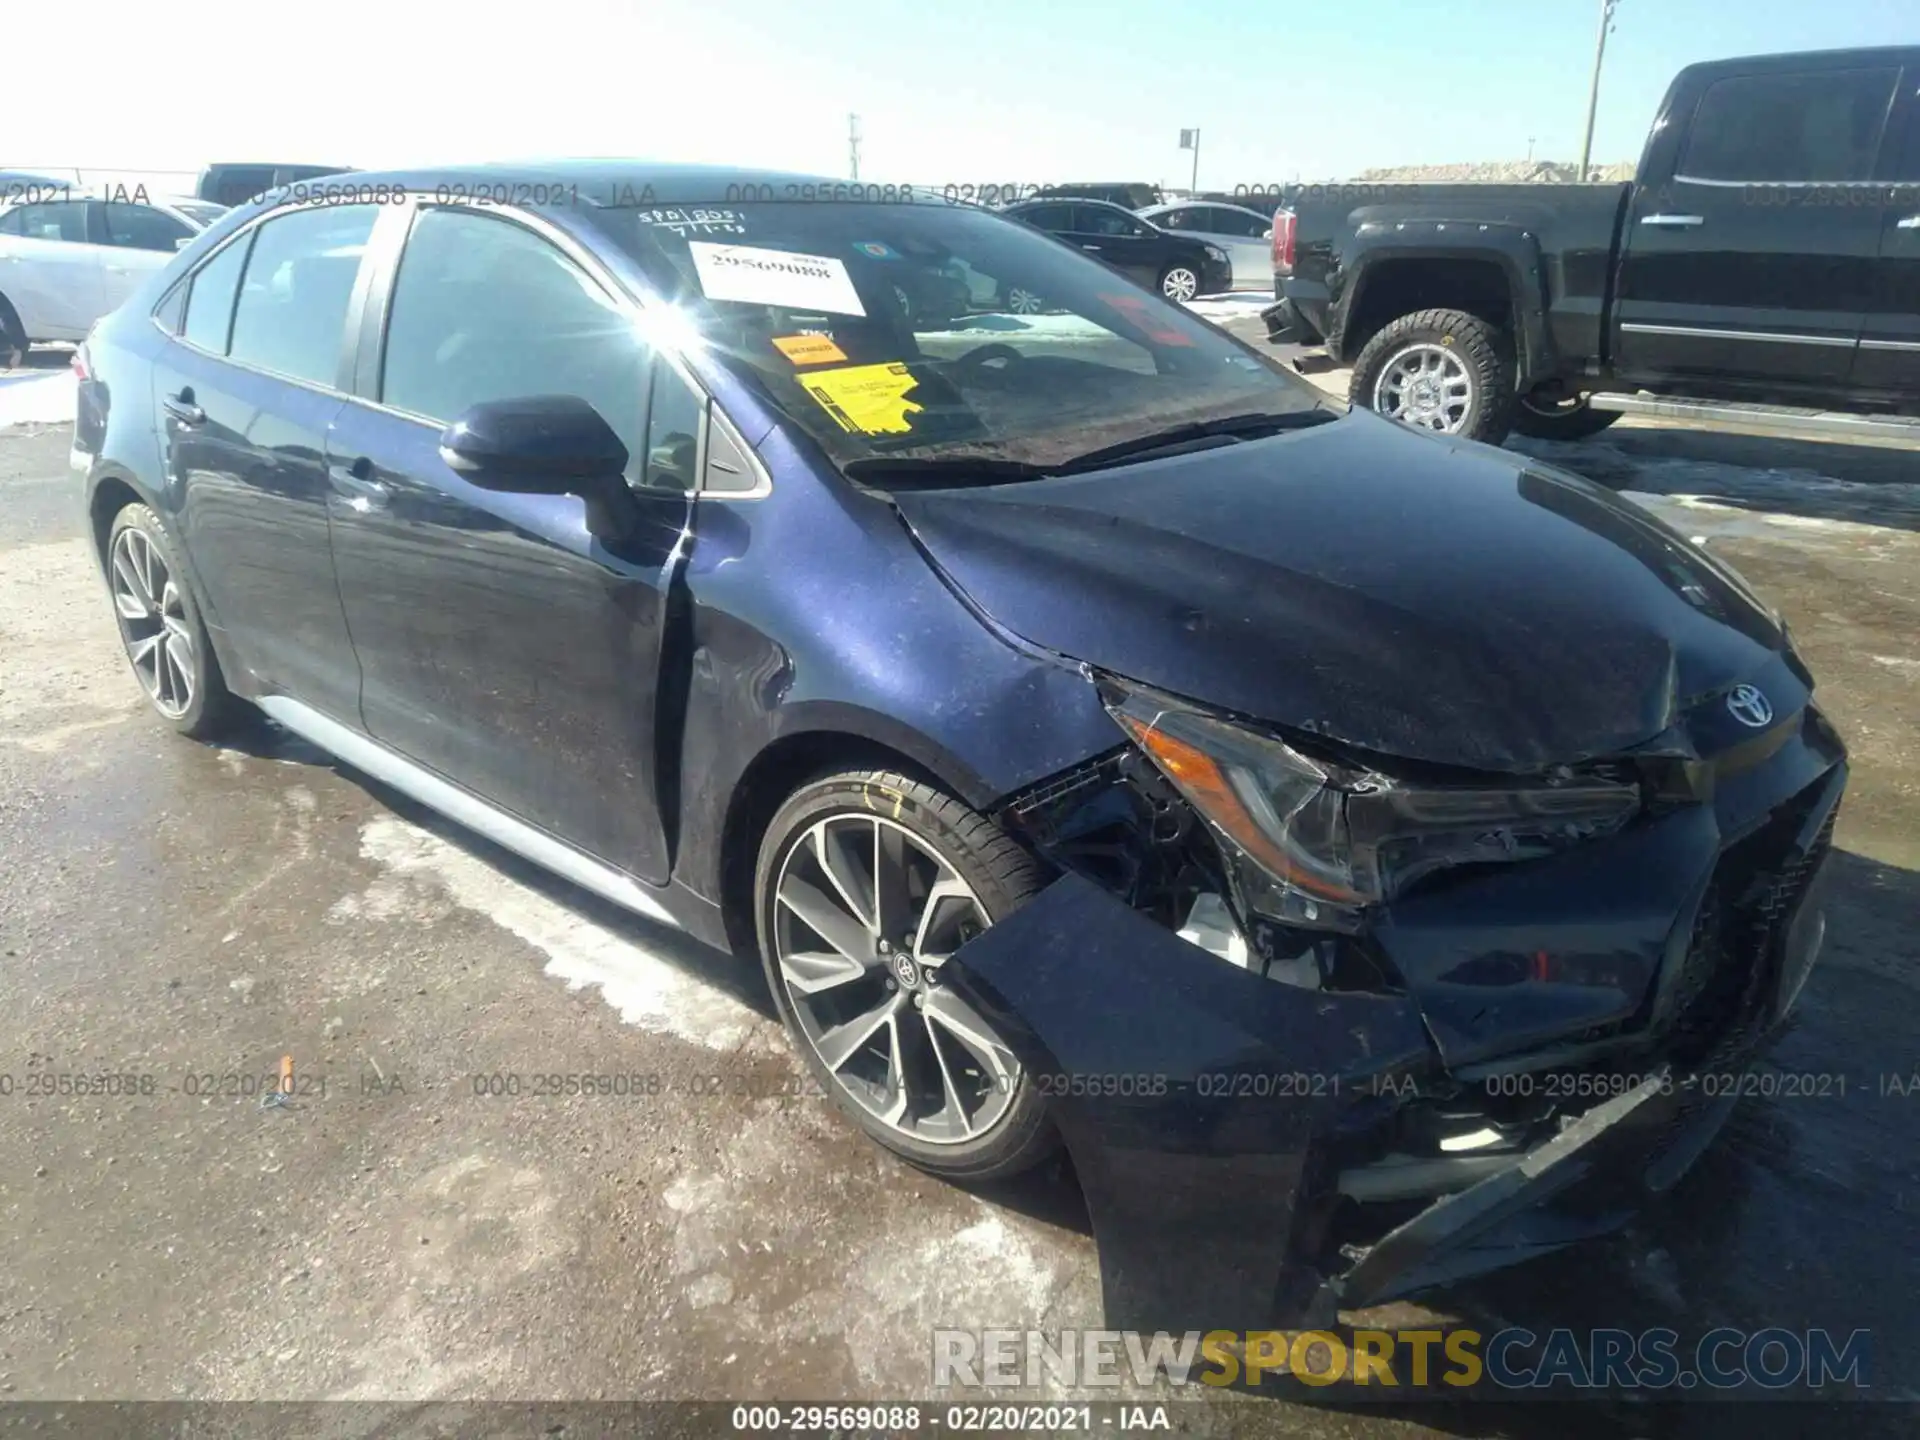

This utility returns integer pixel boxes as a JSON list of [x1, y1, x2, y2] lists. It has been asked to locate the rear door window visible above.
[[227, 204, 379, 386], [4, 201, 89, 243], [1679, 67, 1899, 182], [181, 234, 253, 353], [378, 207, 652, 479], [103, 204, 193, 252], [1014, 203, 1074, 232]]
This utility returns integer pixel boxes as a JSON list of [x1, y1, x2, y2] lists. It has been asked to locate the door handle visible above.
[[1080, 243, 1103, 251], [1897, 215, 1920, 230], [162, 389, 205, 426], [105, 264, 130, 274], [1640, 214, 1705, 227], [327, 456, 389, 509]]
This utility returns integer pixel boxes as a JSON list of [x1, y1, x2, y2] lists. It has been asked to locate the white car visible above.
[[0, 194, 226, 363], [1136, 200, 1274, 291]]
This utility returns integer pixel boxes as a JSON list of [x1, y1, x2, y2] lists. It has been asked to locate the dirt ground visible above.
[[2, 327, 1917, 1435]]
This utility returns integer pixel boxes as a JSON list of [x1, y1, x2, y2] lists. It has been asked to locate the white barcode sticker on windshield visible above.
[[689, 242, 866, 316]]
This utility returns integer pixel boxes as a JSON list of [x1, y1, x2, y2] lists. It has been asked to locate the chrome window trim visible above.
[[1859, 338, 1920, 352], [1619, 321, 1855, 347], [149, 198, 384, 397]]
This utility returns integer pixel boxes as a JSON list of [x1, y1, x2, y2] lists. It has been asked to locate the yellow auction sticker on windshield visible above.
[[772, 333, 849, 366], [800, 362, 923, 435]]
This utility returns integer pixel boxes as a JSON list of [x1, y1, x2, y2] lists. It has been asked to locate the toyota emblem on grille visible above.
[[1726, 684, 1774, 728]]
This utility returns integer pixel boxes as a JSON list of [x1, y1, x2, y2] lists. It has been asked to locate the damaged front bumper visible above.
[[944, 754, 1844, 1333]]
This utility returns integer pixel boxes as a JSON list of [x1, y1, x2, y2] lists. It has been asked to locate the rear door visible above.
[[1855, 67, 1920, 400], [149, 204, 379, 720], [0, 199, 104, 338], [324, 202, 694, 882], [1614, 64, 1897, 391], [94, 201, 195, 314]]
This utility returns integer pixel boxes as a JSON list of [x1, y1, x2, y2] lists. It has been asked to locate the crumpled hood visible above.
[[892, 409, 1789, 772]]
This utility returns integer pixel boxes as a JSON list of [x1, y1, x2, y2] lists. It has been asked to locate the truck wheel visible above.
[[1512, 388, 1622, 441], [1350, 308, 1514, 445], [754, 768, 1057, 1182]]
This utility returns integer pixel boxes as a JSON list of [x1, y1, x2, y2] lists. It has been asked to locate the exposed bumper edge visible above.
[[1261, 297, 1311, 345], [943, 871, 1433, 1332]]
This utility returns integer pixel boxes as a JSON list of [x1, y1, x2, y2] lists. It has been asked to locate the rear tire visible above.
[[1350, 308, 1515, 445], [754, 768, 1057, 1182], [104, 503, 243, 740], [1512, 388, 1623, 440]]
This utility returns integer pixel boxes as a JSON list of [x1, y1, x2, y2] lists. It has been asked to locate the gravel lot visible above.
[[2, 322, 1918, 1434]]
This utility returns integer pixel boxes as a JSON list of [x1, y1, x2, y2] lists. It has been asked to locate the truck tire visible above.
[[1512, 388, 1623, 441], [1350, 309, 1515, 445]]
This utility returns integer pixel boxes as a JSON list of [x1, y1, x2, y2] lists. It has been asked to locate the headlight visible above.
[[1203, 243, 1229, 264], [1104, 679, 1640, 932]]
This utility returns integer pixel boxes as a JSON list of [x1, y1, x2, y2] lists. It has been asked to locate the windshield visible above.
[[604, 200, 1323, 472]]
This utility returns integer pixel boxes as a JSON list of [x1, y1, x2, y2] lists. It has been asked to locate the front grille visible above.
[[1659, 784, 1838, 1065]]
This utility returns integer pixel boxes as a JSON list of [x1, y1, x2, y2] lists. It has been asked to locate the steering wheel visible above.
[[948, 342, 1025, 375]]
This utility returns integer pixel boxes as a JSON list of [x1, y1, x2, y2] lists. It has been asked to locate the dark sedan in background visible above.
[[71, 162, 1842, 1331], [1002, 196, 1234, 302]]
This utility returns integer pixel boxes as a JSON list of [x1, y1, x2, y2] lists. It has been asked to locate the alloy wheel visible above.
[[772, 813, 1020, 1145], [1373, 343, 1475, 432], [109, 526, 196, 719], [1161, 266, 1199, 303], [1005, 287, 1044, 315]]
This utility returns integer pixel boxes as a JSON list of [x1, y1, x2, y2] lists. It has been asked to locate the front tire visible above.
[[1159, 264, 1200, 303], [754, 769, 1056, 1181], [1512, 387, 1623, 440], [1349, 308, 1515, 444], [0, 299, 27, 370], [104, 503, 242, 739]]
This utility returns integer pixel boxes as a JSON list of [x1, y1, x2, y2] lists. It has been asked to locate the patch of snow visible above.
[[0, 371, 76, 428], [348, 815, 768, 1052]]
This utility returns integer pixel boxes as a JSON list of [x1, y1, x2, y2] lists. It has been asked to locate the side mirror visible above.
[[1261, 228, 1273, 240], [440, 395, 643, 543], [174, 236, 193, 250]]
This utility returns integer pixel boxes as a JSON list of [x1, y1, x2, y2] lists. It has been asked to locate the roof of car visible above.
[[340, 160, 858, 207]]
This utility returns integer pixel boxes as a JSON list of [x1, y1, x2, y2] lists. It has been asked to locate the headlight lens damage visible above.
[[1103, 678, 1641, 933]]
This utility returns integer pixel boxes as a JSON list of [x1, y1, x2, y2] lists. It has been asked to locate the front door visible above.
[[1614, 64, 1898, 392], [325, 204, 695, 882], [93, 200, 195, 313], [1067, 204, 1161, 287], [154, 203, 380, 719]]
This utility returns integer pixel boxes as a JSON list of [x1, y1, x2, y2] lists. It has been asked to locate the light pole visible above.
[[1577, 0, 1620, 182]]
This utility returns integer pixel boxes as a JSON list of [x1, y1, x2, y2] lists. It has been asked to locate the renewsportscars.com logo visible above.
[[932, 1327, 1871, 1393]]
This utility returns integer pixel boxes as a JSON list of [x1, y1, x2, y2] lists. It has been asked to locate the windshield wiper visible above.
[[1054, 409, 1334, 474], [840, 455, 1050, 488]]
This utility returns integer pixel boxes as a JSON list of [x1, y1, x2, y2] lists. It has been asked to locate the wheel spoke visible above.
[[913, 876, 978, 966], [815, 992, 902, 1073], [873, 822, 916, 942], [112, 552, 152, 615], [163, 634, 193, 709], [778, 949, 870, 996], [814, 822, 878, 931], [923, 987, 1018, 1092], [128, 633, 162, 677], [880, 1013, 911, 1125], [924, 1017, 975, 1138], [777, 875, 874, 965]]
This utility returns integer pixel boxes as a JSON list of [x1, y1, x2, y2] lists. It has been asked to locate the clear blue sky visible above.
[[15, 0, 1917, 186]]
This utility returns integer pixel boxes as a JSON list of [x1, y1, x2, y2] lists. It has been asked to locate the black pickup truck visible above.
[[1264, 45, 1920, 444]]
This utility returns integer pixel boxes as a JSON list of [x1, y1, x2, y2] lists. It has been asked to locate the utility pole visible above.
[[1577, 0, 1619, 183], [848, 113, 862, 181]]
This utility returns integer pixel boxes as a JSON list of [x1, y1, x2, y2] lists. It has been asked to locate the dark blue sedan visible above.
[[72, 162, 1845, 1330]]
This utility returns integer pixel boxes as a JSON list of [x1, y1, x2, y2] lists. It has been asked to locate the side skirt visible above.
[[256, 695, 684, 931]]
